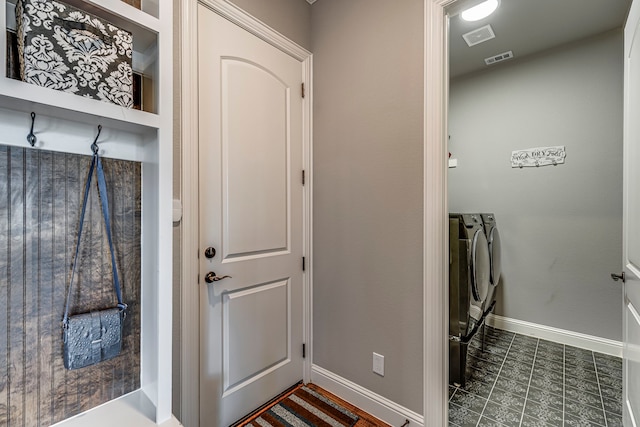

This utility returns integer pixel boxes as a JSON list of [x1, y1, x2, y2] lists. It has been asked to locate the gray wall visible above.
[[449, 30, 624, 341], [228, 0, 312, 50], [311, 0, 424, 413]]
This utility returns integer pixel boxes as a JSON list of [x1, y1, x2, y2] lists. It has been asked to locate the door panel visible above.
[[623, 0, 640, 424], [223, 279, 291, 395], [198, 5, 305, 426], [222, 59, 290, 258]]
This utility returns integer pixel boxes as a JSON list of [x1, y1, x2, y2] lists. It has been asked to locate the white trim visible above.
[[487, 314, 624, 357], [311, 365, 424, 427], [50, 390, 182, 427], [178, 1, 200, 426], [307, 0, 317, 4], [199, 0, 311, 61], [179, 1, 313, 425], [303, 55, 314, 384], [424, 1, 454, 426]]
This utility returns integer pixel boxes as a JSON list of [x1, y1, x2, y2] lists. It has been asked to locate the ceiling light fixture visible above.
[[461, 0, 499, 22]]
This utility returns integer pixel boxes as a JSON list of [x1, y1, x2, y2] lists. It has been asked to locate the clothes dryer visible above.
[[481, 213, 502, 316], [449, 213, 491, 386]]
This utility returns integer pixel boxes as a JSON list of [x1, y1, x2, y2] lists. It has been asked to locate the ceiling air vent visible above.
[[484, 50, 514, 65], [462, 24, 495, 47]]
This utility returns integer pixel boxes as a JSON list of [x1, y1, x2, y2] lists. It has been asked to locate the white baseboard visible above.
[[487, 314, 623, 357], [310, 365, 423, 427]]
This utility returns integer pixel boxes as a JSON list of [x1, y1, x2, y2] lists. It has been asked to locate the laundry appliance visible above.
[[449, 213, 491, 386], [481, 213, 502, 317]]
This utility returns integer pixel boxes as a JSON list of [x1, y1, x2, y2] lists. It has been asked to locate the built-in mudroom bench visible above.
[[0, 0, 177, 425]]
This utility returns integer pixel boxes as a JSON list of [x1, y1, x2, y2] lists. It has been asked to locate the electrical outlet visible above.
[[373, 352, 384, 376]]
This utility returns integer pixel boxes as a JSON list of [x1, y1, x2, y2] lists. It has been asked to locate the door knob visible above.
[[204, 247, 216, 259], [204, 272, 232, 283], [611, 272, 626, 283]]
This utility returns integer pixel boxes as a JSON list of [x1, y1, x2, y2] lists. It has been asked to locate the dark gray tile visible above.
[[532, 366, 564, 383], [494, 376, 529, 398], [477, 416, 508, 426], [533, 357, 563, 373], [564, 412, 606, 427], [466, 367, 499, 386], [460, 376, 495, 399], [468, 355, 503, 375], [488, 386, 526, 413], [599, 384, 622, 402], [485, 326, 515, 340], [498, 361, 533, 383], [511, 334, 538, 348], [565, 346, 595, 362], [450, 388, 488, 415], [564, 384, 603, 409], [602, 396, 622, 415], [565, 366, 598, 384], [482, 334, 514, 350], [529, 375, 564, 396], [523, 400, 564, 427], [505, 350, 536, 365], [520, 414, 556, 427], [534, 348, 564, 364], [565, 401, 606, 425], [597, 372, 622, 389], [594, 353, 622, 369], [564, 375, 600, 395], [502, 357, 534, 372], [469, 347, 507, 365], [597, 365, 622, 379], [470, 342, 509, 359], [526, 385, 563, 412], [449, 385, 457, 400], [449, 402, 482, 427], [536, 339, 563, 351], [482, 401, 522, 427], [606, 411, 623, 427]]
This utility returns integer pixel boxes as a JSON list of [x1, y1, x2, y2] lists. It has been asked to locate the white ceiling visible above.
[[449, 0, 632, 78]]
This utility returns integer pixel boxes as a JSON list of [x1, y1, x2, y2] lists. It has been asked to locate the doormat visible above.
[[236, 384, 360, 427]]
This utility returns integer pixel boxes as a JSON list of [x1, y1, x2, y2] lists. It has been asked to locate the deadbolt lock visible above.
[[204, 247, 216, 259]]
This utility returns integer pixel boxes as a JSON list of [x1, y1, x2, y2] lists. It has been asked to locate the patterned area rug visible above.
[[240, 385, 360, 427]]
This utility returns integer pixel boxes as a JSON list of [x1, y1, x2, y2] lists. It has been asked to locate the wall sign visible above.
[[511, 146, 566, 168]]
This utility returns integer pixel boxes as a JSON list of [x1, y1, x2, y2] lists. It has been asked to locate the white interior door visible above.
[[623, 1, 640, 425], [197, 5, 305, 426]]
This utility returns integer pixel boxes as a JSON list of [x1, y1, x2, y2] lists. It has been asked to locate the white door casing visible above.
[[198, 6, 305, 425], [623, 0, 640, 424]]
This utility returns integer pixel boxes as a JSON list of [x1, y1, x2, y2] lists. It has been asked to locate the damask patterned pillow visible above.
[[16, 0, 134, 108]]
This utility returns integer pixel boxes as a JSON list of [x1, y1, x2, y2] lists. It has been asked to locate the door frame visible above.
[[178, 1, 313, 425], [423, 0, 457, 425]]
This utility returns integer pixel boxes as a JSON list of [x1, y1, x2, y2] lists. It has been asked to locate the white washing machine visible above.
[[480, 213, 501, 316], [449, 213, 491, 385]]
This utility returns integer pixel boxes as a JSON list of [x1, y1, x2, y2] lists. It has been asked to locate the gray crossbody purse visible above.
[[62, 145, 127, 370]]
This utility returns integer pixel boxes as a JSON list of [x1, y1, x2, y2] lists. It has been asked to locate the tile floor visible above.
[[449, 326, 623, 427]]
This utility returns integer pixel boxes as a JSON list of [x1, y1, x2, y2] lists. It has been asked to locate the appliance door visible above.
[[489, 226, 502, 286], [470, 229, 490, 305]]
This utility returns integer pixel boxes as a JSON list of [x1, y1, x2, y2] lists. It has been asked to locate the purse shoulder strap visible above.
[[63, 153, 126, 326]]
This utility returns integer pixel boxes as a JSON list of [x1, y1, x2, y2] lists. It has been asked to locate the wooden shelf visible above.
[[0, 79, 160, 132]]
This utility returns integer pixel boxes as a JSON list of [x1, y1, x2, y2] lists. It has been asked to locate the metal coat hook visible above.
[[27, 112, 37, 147], [91, 125, 102, 154]]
